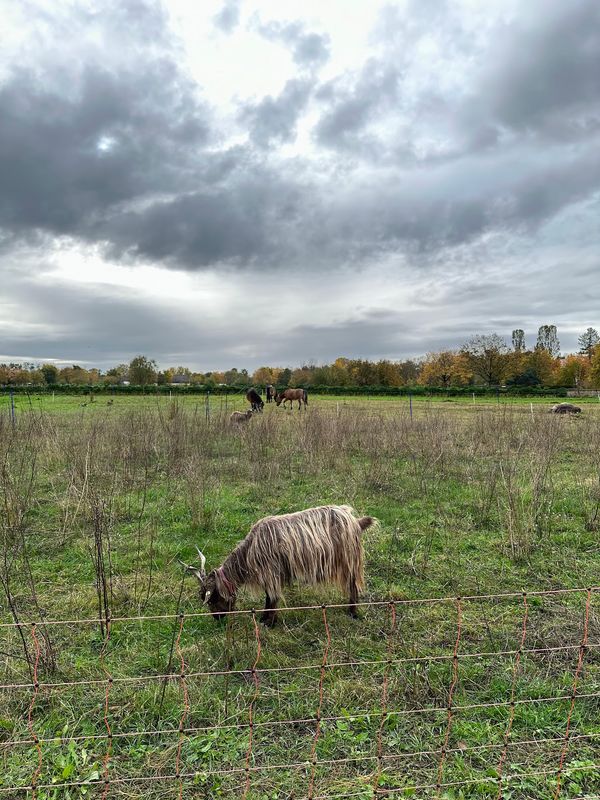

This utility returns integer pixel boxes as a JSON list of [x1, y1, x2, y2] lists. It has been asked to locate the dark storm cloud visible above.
[[256, 20, 330, 67], [0, 0, 599, 277], [99, 164, 313, 266], [0, 65, 209, 236], [0, 0, 212, 258], [480, 0, 600, 136], [213, 0, 241, 34], [239, 78, 313, 147]]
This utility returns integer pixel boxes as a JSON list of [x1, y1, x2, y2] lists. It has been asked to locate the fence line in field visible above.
[[0, 586, 598, 798]]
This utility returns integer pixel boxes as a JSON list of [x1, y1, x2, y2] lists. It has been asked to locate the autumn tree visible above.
[[290, 366, 314, 385], [419, 351, 472, 387], [375, 360, 404, 387], [578, 328, 600, 361], [59, 365, 91, 384], [461, 334, 508, 385], [128, 356, 157, 386], [556, 355, 589, 388], [252, 366, 277, 385], [105, 364, 129, 382], [590, 346, 600, 389], [536, 325, 560, 357]]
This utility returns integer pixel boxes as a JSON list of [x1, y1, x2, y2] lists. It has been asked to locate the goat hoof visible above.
[[260, 614, 277, 627], [347, 609, 360, 620]]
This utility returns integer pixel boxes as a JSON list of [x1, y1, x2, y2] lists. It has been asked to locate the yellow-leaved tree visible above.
[[418, 351, 472, 387]]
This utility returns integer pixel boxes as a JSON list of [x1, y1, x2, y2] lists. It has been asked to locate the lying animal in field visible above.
[[229, 410, 253, 424], [275, 387, 308, 410], [179, 505, 375, 625], [550, 403, 582, 415], [246, 388, 264, 412]]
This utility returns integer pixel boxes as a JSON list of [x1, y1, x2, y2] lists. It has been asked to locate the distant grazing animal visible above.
[[246, 388, 264, 412], [550, 403, 582, 415], [275, 388, 308, 410], [179, 505, 376, 625], [265, 385, 275, 403], [230, 410, 253, 424]]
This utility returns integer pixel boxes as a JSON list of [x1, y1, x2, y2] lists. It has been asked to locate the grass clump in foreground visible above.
[[1, 397, 599, 798]]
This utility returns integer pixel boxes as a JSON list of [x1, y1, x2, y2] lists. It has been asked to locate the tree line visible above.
[[2, 327, 600, 390]]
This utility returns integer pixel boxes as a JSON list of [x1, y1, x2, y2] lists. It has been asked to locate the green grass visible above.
[[1, 397, 599, 798]]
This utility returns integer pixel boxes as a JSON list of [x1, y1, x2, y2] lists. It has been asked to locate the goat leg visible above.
[[347, 579, 359, 619], [260, 594, 278, 627]]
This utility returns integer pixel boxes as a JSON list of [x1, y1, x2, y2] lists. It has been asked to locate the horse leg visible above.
[[260, 594, 278, 626], [347, 576, 359, 619]]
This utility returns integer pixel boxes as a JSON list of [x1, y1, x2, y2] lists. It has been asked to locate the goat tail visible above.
[[358, 516, 377, 531]]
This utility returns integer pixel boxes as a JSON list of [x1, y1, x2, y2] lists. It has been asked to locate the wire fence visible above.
[[1, 587, 599, 798]]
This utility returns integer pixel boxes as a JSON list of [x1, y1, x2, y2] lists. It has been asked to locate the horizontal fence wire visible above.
[[1, 586, 598, 797], [1, 642, 599, 692], [1, 760, 598, 795], [1, 585, 596, 629]]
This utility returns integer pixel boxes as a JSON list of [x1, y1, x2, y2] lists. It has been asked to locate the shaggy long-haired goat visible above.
[[180, 505, 375, 625]]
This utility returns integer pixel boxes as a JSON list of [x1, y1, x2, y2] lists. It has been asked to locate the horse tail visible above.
[[303, 389, 308, 405]]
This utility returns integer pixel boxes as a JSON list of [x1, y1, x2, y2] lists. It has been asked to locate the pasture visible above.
[[1, 394, 600, 798]]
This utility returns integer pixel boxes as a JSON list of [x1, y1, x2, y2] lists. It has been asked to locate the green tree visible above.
[[41, 364, 59, 384], [128, 356, 157, 386], [278, 368, 292, 387], [578, 327, 600, 361]]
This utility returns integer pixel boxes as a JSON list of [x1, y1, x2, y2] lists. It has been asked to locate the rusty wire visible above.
[[1, 587, 598, 798], [496, 590, 529, 799], [554, 588, 593, 800], [1, 640, 598, 693], [0, 586, 596, 629]]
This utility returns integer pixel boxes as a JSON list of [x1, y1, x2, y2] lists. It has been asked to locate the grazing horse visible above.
[[246, 388, 264, 412], [275, 388, 308, 410], [265, 385, 275, 403]]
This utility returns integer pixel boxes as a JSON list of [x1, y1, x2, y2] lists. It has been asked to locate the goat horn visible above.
[[195, 546, 206, 574]]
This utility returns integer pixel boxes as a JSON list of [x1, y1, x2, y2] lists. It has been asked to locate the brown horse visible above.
[[275, 388, 308, 410]]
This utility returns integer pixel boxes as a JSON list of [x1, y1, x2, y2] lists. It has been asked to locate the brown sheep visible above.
[[180, 505, 376, 625], [229, 410, 253, 424], [550, 403, 582, 415]]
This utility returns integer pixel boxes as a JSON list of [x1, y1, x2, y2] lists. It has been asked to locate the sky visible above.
[[1, 0, 599, 371]]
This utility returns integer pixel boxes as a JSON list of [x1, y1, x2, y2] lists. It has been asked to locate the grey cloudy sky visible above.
[[1, 0, 599, 370]]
